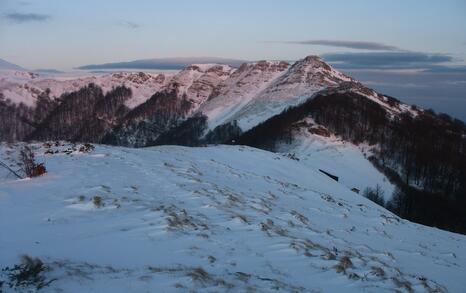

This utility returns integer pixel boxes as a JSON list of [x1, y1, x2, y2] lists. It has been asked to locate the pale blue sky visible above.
[[1, 0, 466, 120], [1, 0, 465, 69]]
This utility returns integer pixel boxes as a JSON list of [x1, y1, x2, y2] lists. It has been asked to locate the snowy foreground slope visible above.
[[0, 144, 465, 292], [276, 131, 395, 202]]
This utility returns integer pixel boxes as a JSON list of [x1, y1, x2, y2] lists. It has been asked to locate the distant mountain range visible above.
[[34, 69, 65, 74], [76, 57, 248, 70], [0, 59, 64, 74], [1, 56, 248, 72], [0, 58, 27, 71]]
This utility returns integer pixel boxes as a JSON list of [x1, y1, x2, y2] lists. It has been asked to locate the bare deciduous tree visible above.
[[19, 146, 46, 178]]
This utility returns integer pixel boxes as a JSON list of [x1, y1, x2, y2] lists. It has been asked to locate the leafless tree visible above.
[[19, 146, 46, 177]]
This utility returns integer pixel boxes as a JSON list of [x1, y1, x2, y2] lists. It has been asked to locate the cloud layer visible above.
[[346, 67, 466, 121], [77, 57, 248, 70], [321, 51, 466, 121], [281, 40, 400, 51], [322, 51, 454, 70], [3, 12, 51, 23]]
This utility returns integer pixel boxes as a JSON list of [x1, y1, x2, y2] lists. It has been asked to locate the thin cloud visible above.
[[3, 12, 51, 23], [77, 57, 247, 70], [343, 66, 466, 121], [117, 20, 140, 29], [322, 51, 454, 70], [280, 40, 400, 51]]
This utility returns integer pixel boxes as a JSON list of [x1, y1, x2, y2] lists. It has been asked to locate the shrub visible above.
[[19, 146, 46, 178], [0, 255, 54, 290], [93, 196, 103, 207], [79, 143, 95, 153], [335, 256, 353, 274]]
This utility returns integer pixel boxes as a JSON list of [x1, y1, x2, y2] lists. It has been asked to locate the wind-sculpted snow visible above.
[[0, 143, 465, 292]]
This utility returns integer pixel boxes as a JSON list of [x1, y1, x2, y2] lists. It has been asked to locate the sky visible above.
[[0, 0, 466, 120]]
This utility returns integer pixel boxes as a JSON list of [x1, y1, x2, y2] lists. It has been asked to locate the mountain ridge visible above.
[[1, 54, 465, 234]]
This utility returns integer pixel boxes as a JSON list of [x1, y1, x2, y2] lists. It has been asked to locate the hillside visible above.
[[1, 143, 465, 292], [1, 54, 465, 234], [234, 89, 466, 233]]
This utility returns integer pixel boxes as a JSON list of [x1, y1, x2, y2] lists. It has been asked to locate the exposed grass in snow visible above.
[[0, 143, 465, 292]]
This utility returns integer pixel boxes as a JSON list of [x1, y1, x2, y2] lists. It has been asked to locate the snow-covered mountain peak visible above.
[[195, 60, 291, 129], [235, 60, 290, 76], [205, 64, 236, 77], [228, 60, 290, 89], [198, 56, 353, 131], [162, 63, 236, 108], [183, 63, 233, 74], [284, 55, 353, 85], [298, 54, 327, 65], [184, 64, 213, 73]]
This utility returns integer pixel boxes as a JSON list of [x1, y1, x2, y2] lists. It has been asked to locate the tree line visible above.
[[236, 91, 466, 234]]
